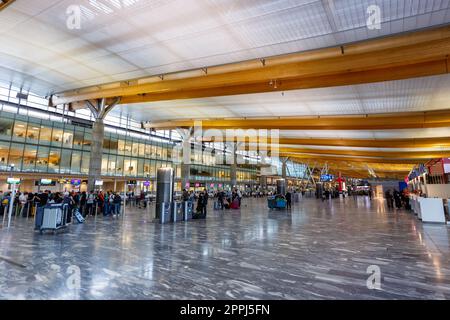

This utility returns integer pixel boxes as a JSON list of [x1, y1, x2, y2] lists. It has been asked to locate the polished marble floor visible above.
[[0, 196, 449, 300]]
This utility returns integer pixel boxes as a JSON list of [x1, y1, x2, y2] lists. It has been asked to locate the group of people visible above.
[[217, 188, 242, 210], [385, 189, 410, 210], [181, 188, 244, 217], [0, 190, 124, 220]]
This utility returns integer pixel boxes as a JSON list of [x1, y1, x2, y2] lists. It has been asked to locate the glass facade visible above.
[[0, 83, 306, 184], [0, 109, 259, 184]]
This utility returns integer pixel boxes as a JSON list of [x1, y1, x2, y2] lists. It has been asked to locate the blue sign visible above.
[[321, 174, 334, 182]]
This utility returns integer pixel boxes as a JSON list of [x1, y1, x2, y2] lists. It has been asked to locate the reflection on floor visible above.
[[0, 196, 449, 300]]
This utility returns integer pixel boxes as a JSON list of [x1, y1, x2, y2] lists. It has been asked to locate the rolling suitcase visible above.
[[73, 208, 85, 223]]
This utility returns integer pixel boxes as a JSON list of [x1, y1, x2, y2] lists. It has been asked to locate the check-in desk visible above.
[[418, 198, 446, 223], [409, 195, 420, 216]]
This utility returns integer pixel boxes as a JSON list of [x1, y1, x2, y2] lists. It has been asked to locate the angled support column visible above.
[[86, 97, 121, 192], [176, 128, 193, 190], [281, 157, 289, 180]]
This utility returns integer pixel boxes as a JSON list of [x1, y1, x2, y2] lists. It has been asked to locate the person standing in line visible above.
[[196, 192, 205, 217], [19, 192, 27, 217], [113, 192, 122, 216], [86, 191, 94, 216], [80, 191, 87, 217], [201, 190, 208, 218]]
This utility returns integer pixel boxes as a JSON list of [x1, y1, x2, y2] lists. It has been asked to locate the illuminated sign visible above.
[[7, 178, 21, 185]]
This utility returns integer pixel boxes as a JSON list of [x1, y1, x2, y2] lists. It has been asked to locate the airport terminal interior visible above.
[[1, 0, 450, 300]]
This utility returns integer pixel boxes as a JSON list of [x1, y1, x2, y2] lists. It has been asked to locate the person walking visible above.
[[217, 189, 225, 210], [286, 190, 292, 210], [385, 189, 394, 209]]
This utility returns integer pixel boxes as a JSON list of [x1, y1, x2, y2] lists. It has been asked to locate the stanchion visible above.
[[26, 202, 30, 219], [1, 206, 7, 227], [122, 200, 126, 218], [94, 203, 98, 221]]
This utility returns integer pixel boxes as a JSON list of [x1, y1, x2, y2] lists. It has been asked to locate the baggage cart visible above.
[[35, 203, 69, 234]]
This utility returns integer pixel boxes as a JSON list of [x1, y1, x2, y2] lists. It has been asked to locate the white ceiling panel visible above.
[[1, 0, 449, 96], [110, 74, 450, 121]]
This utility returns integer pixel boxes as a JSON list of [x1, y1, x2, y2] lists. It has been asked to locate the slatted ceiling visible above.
[[2, 0, 450, 96], [110, 74, 450, 122]]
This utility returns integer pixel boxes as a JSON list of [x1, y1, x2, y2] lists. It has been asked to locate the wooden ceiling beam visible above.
[[51, 26, 450, 106], [283, 154, 418, 164], [201, 136, 450, 149], [0, 0, 15, 11], [278, 147, 450, 159], [143, 109, 450, 130]]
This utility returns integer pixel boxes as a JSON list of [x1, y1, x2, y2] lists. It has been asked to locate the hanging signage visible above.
[[71, 179, 81, 186], [127, 180, 137, 185], [7, 178, 21, 185], [143, 181, 151, 187], [37, 179, 55, 186], [320, 174, 334, 182], [95, 180, 104, 186]]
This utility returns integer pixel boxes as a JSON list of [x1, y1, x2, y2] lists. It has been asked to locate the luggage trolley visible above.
[[35, 203, 69, 234]]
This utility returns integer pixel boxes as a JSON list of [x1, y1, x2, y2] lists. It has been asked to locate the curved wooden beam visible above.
[[51, 26, 450, 106]]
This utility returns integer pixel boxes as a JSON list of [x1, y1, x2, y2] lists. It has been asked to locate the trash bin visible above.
[[183, 201, 193, 221], [172, 201, 183, 222], [160, 202, 171, 224]]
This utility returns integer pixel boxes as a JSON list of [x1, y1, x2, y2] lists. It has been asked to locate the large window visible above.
[[9, 143, 24, 170], [26, 122, 40, 144], [62, 129, 73, 148], [60, 149, 72, 174], [48, 148, 61, 173], [23, 145, 37, 172], [0, 141, 8, 170], [12, 121, 27, 142], [108, 155, 116, 176], [71, 151, 81, 174], [81, 152, 90, 174], [116, 156, 124, 176], [73, 129, 84, 149], [39, 125, 52, 144], [36, 146, 49, 172], [51, 126, 63, 147], [0, 118, 13, 140]]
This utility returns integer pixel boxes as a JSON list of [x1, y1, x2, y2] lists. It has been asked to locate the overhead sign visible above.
[[71, 179, 81, 186], [7, 178, 21, 185], [320, 174, 334, 182]]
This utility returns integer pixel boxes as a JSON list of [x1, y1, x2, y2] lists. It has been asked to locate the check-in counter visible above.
[[418, 198, 446, 223], [409, 195, 421, 216]]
